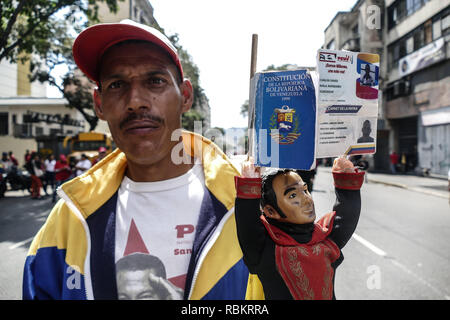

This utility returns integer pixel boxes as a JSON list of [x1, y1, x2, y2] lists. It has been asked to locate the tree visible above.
[[1, 0, 209, 132], [240, 99, 249, 118], [1, 0, 121, 131], [0, 0, 120, 64]]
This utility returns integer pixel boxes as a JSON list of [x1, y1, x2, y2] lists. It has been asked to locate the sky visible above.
[[150, 0, 358, 129], [48, 0, 357, 129]]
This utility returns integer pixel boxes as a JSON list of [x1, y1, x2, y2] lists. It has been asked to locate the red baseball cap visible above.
[[72, 19, 183, 83]]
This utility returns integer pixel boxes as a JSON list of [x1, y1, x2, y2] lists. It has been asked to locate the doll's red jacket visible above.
[[234, 170, 364, 300]]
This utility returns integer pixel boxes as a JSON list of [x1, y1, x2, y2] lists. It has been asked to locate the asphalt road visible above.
[[0, 168, 449, 300], [312, 169, 450, 300], [0, 191, 53, 300]]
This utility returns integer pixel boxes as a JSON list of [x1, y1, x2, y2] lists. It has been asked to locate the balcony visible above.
[[12, 123, 32, 138], [341, 37, 361, 52]]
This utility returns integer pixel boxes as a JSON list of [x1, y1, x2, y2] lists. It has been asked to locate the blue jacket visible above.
[[23, 131, 264, 300]]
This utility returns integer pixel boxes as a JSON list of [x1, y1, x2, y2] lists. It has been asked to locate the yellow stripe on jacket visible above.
[[27, 200, 88, 275]]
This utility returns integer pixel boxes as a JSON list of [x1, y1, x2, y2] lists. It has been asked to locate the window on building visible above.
[[424, 20, 432, 44], [399, 38, 407, 58], [0, 113, 8, 135], [35, 126, 43, 136], [397, 0, 407, 21], [388, 5, 398, 29], [50, 128, 61, 136], [433, 19, 442, 40], [389, 43, 400, 69], [406, 0, 415, 16], [386, 79, 410, 101], [406, 36, 414, 54], [413, 0, 422, 12], [442, 14, 450, 34], [413, 27, 425, 50], [388, 0, 428, 29], [326, 39, 335, 50]]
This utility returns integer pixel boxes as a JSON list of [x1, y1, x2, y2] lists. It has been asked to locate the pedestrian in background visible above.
[[44, 154, 56, 196], [25, 153, 44, 200], [52, 154, 71, 203], [24, 150, 31, 163], [93, 146, 107, 165], [389, 151, 399, 174], [75, 154, 91, 176], [1, 152, 12, 173], [8, 151, 18, 167]]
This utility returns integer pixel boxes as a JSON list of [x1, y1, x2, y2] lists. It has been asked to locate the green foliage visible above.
[[240, 99, 249, 118], [0, 0, 122, 131], [1, 0, 208, 132], [181, 109, 204, 132], [0, 0, 120, 63]]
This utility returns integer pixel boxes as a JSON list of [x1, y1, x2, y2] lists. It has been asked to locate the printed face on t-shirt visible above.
[[115, 163, 205, 299]]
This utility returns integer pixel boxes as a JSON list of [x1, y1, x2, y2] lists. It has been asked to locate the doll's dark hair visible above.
[[261, 168, 295, 218]]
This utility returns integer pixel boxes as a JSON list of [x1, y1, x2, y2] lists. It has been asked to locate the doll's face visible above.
[[266, 171, 316, 224]]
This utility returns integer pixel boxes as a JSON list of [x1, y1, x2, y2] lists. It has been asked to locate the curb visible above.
[[319, 167, 448, 199], [367, 177, 448, 199]]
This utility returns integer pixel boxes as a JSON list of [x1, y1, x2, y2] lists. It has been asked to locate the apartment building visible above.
[[0, 56, 87, 165], [385, 0, 450, 176], [323, 0, 450, 176]]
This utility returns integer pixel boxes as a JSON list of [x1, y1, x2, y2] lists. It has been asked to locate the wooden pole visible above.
[[250, 34, 258, 80], [247, 34, 258, 160]]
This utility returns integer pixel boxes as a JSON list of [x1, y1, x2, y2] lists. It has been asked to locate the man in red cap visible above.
[[93, 147, 107, 165], [24, 20, 262, 300]]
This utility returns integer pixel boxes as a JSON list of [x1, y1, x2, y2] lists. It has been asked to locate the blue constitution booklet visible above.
[[248, 69, 317, 170]]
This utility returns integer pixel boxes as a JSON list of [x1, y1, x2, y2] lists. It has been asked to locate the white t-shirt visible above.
[[75, 159, 91, 176], [115, 163, 205, 300], [45, 159, 56, 172]]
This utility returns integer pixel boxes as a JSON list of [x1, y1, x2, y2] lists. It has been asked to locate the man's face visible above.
[[270, 171, 316, 224], [94, 42, 192, 169]]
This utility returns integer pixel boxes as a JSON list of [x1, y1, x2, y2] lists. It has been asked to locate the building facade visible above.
[[0, 55, 88, 165], [384, 0, 450, 176], [323, 0, 450, 176], [0, 96, 88, 166]]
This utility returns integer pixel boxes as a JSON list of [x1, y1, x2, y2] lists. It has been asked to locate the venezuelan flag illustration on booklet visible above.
[[248, 69, 317, 170], [315, 49, 380, 158]]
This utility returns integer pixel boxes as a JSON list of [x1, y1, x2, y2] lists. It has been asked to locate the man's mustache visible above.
[[119, 112, 164, 129]]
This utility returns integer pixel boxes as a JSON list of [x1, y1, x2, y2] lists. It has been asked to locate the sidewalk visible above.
[[320, 167, 449, 199]]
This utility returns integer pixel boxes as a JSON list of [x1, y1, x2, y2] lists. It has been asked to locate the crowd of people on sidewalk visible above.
[[0, 147, 108, 202]]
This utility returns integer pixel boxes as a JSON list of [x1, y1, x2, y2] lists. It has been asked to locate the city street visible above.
[[313, 168, 450, 300], [0, 168, 449, 300]]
